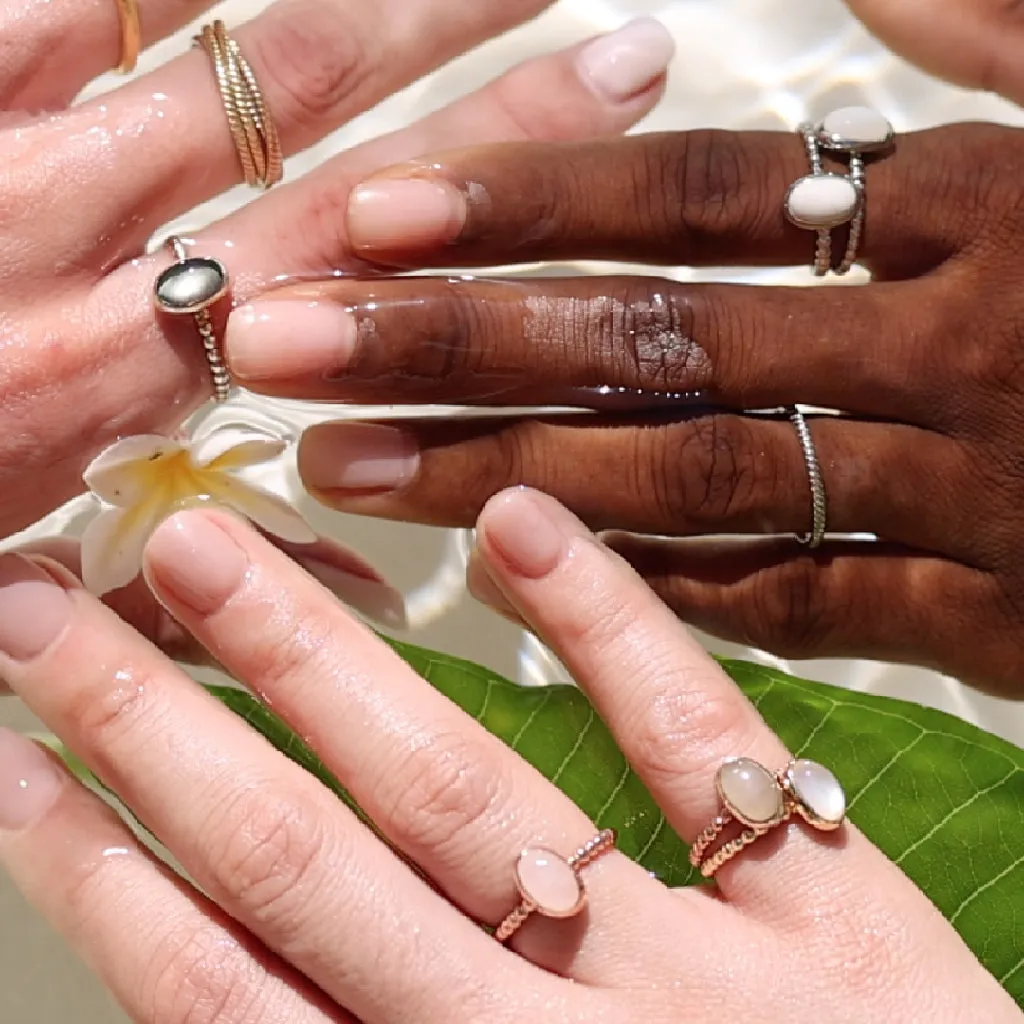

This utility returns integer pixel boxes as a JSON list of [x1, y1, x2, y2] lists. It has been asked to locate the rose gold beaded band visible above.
[[690, 758, 847, 879], [495, 829, 616, 943]]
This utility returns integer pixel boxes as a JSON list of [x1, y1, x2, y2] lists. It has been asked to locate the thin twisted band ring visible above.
[[196, 21, 283, 190], [114, 0, 141, 74], [154, 237, 232, 402], [495, 829, 616, 943], [790, 407, 827, 549]]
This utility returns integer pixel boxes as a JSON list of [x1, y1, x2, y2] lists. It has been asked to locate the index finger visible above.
[[342, 125, 997, 276]]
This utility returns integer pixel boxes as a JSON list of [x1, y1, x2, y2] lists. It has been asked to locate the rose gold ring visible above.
[[495, 828, 616, 943], [689, 758, 846, 879]]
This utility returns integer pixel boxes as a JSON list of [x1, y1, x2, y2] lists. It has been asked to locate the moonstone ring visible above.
[[785, 106, 894, 276], [494, 829, 616, 942], [154, 236, 232, 402], [689, 757, 846, 879]]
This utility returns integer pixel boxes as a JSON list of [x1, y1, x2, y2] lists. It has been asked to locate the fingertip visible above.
[[477, 487, 590, 581]]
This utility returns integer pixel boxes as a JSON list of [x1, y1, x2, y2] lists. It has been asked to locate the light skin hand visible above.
[[0, 493, 1016, 1022], [0, 2, 669, 540]]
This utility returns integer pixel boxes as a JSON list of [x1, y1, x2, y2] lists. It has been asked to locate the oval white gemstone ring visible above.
[[495, 829, 616, 942], [787, 107, 894, 277], [690, 757, 847, 879]]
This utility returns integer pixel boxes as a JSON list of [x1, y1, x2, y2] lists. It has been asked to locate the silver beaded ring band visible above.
[[154, 236, 232, 403], [790, 406, 827, 549], [785, 106, 894, 276]]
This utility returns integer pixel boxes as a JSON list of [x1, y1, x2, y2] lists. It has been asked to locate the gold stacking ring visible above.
[[196, 21, 283, 190], [115, 0, 141, 73]]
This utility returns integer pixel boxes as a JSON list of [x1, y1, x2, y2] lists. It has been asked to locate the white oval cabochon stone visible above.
[[788, 759, 846, 824], [822, 106, 891, 147], [718, 758, 784, 825], [515, 848, 583, 916], [786, 174, 859, 230]]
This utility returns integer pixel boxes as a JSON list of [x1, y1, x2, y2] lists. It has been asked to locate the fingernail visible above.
[[226, 301, 358, 381], [347, 178, 468, 251], [300, 423, 420, 495], [577, 17, 676, 102], [466, 553, 525, 626], [0, 729, 64, 831], [144, 512, 248, 615], [0, 554, 71, 663], [483, 488, 565, 579]]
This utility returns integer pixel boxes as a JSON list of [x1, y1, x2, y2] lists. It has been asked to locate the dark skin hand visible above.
[[222, 124, 1024, 696]]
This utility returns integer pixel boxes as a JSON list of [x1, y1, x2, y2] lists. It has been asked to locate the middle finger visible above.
[[224, 274, 946, 426]]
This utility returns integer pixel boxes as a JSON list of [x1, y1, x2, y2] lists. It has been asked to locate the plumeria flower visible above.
[[81, 426, 317, 597]]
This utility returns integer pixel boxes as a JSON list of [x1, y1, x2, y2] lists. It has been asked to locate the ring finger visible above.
[[295, 411, 977, 560]]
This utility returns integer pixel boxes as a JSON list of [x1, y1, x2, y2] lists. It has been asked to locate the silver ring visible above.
[[153, 236, 232, 403], [790, 407, 826, 548], [785, 107, 893, 276]]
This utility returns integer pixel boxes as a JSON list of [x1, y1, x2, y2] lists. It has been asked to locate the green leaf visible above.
[[203, 640, 1021, 1004]]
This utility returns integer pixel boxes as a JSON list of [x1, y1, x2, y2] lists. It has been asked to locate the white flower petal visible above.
[[80, 501, 163, 596], [213, 478, 317, 544], [190, 428, 286, 471], [83, 436, 185, 507]]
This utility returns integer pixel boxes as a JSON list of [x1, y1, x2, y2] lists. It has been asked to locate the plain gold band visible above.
[[115, 0, 141, 73], [196, 21, 283, 190]]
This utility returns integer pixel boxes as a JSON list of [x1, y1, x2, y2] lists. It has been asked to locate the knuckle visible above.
[[746, 556, 837, 657], [613, 280, 713, 393], [380, 729, 510, 857], [243, 604, 332, 689], [628, 678, 752, 784], [206, 789, 329, 938], [252, 0, 377, 130], [142, 926, 265, 1024], [657, 131, 776, 256], [66, 663, 163, 772], [647, 416, 764, 528]]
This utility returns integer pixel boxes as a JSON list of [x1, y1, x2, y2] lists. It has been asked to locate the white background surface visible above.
[[2, 1, 1023, 1020]]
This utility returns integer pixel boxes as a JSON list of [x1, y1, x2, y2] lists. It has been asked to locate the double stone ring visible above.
[[784, 105, 894, 276], [690, 757, 847, 878]]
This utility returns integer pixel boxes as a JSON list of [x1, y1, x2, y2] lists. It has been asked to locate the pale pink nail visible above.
[[145, 512, 247, 615], [0, 729, 64, 831], [347, 179, 467, 251], [226, 300, 358, 381], [0, 555, 71, 663], [577, 18, 676, 102], [300, 423, 420, 495]]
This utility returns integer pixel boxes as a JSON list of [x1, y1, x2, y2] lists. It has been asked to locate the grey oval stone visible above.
[[154, 257, 229, 315]]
